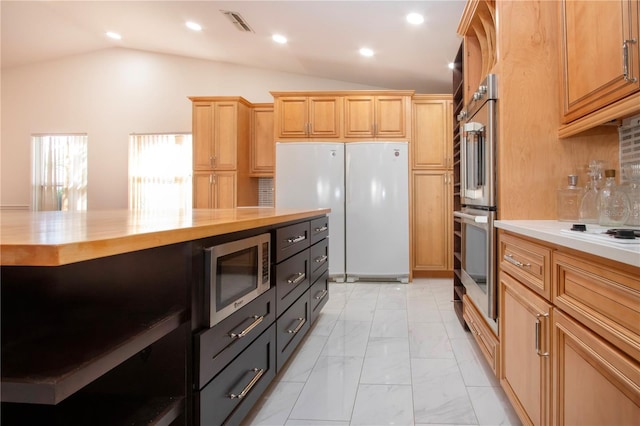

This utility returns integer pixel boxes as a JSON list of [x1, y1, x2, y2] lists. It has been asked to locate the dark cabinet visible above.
[[276, 293, 311, 372], [274, 249, 310, 316]]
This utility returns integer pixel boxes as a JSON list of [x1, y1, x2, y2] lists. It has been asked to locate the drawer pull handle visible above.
[[286, 235, 306, 244], [314, 226, 328, 232], [229, 315, 264, 339], [314, 289, 328, 300], [504, 254, 531, 268], [535, 313, 550, 357], [287, 317, 306, 334], [228, 368, 265, 400], [314, 255, 328, 264], [287, 272, 306, 285]]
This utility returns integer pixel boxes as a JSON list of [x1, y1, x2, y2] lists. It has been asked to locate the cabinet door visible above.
[[344, 96, 375, 138], [193, 172, 213, 208], [250, 106, 274, 176], [308, 97, 341, 138], [561, 0, 640, 123], [213, 102, 238, 170], [275, 97, 308, 138], [193, 103, 214, 171], [553, 309, 640, 425], [412, 99, 451, 169], [193, 171, 236, 208], [500, 271, 552, 426], [375, 96, 407, 138], [412, 171, 452, 271]]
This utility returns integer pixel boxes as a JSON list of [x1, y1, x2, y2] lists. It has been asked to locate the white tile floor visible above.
[[243, 279, 521, 426]]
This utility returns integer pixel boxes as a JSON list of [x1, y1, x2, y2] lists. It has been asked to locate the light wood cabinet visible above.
[[500, 270, 553, 426], [250, 104, 274, 177], [272, 96, 341, 139], [560, 0, 640, 124], [463, 294, 499, 375], [412, 97, 452, 169], [344, 95, 410, 139], [412, 170, 452, 273], [193, 171, 237, 209], [553, 309, 640, 426], [190, 96, 257, 207]]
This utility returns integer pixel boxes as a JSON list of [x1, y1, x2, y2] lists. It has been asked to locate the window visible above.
[[128, 133, 192, 210], [32, 134, 88, 211]]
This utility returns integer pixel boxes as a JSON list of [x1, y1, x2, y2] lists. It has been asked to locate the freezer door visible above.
[[275, 142, 345, 279], [345, 142, 409, 281]]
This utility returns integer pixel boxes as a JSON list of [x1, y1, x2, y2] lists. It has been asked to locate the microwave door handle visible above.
[[469, 133, 478, 190], [477, 132, 484, 187], [453, 211, 488, 223]]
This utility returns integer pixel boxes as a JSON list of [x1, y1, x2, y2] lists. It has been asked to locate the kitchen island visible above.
[[1, 207, 330, 425]]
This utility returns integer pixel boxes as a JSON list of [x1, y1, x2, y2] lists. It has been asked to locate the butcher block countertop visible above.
[[1, 208, 330, 266]]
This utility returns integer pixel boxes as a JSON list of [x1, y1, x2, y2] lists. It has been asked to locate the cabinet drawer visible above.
[[196, 324, 276, 426], [195, 287, 276, 389], [553, 251, 640, 361], [275, 221, 310, 262], [275, 249, 310, 316], [310, 216, 329, 245], [310, 270, 329, 324], [499, 232, 552, 301], [276, 291, 311, 372], [463, 294, 499, 376], [310, 238, 329, 285]]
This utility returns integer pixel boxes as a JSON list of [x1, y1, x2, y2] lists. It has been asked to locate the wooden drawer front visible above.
[[553, 310, 640, 426], [499, 232, 552, 301], [310, 216, 329, 245], [310, 270, 329, 324], [553, 251, 640, 361], [310, 238, 329, 285], [275, 221, 310, 262], [196, 324, 276, 426], [275, 249, 310, 316], [195, 287, 276, 389], [462, 294, 499, 376], [276, 291, 311, 372]]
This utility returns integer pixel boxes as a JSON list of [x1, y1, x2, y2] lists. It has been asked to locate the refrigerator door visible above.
[[275, 142, 345, 280], [345, 142, 409, 282]]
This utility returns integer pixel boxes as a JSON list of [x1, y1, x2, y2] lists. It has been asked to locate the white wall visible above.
[[1, 47, 383, 209]]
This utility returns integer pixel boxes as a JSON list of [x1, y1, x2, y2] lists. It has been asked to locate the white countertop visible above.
[[494, 220, 640, 268]]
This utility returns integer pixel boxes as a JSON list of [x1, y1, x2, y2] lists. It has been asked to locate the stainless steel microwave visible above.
[[204, 233, 271, 327]]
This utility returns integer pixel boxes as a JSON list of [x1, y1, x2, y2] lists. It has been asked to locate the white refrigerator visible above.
[[275, 141, 409, 283]]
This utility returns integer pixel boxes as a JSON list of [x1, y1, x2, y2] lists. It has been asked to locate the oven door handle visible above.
[[454, 211, 488, 223]]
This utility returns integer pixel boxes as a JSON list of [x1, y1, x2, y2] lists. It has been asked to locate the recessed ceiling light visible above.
[[186, 21, 202, 31], [406, 13, 424, 25], [448, 62, 455, 70], [106, 31, 122, 40], [359, 47, 374, 57], [272, 34, 287, 44]]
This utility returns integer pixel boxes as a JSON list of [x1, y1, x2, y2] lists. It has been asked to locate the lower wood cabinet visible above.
[[196, 324, 277, 426], [193, 171, 237, 208], [500, 270, 552, 426], [462, 295, 499, 376], [553, 309, 640, 425]]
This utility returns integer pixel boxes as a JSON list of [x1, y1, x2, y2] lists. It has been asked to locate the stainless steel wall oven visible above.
[[455, 74, 498, 333]]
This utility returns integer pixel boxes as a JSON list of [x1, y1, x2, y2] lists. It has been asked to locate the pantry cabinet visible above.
[[272, 95, 341, 139], [412, 97, 452, 169], [560, 0, 640, 124], [250, 104, 274, 177], [344, 94, 410, 139], [192, 171, 236, 209], [190, 96, 257, 207]]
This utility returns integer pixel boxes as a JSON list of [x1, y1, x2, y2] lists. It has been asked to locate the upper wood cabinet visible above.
[[412, 96, 453, 169], [272, 95, 341, 139], [250, 104, 274, 177], [189, 96, 257, 207], [344, 94, 411, 139], [561, 0, 640, 125]]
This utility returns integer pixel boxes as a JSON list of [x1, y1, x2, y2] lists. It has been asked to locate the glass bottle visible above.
[[579, 161, 604, 223], [597, 169, 630, 227], [557, 175, 582, 221]]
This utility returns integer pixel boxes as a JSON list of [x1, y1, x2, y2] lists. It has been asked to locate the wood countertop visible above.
[[1, 208, 330, 266]]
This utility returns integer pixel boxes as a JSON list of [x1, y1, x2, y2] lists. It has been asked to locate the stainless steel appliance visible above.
[[204, 233, 271, 327], [456, 73, 498, 333]]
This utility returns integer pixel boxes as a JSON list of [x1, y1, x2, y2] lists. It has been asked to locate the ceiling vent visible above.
[[221, 10, 255, 33]]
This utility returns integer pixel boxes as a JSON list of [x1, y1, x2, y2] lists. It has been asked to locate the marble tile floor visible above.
[[242, 279, 521, 426]]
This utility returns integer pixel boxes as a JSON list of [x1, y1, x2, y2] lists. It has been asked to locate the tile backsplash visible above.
[[619, 114, 640, 184], [258, 177, 274, 206]]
